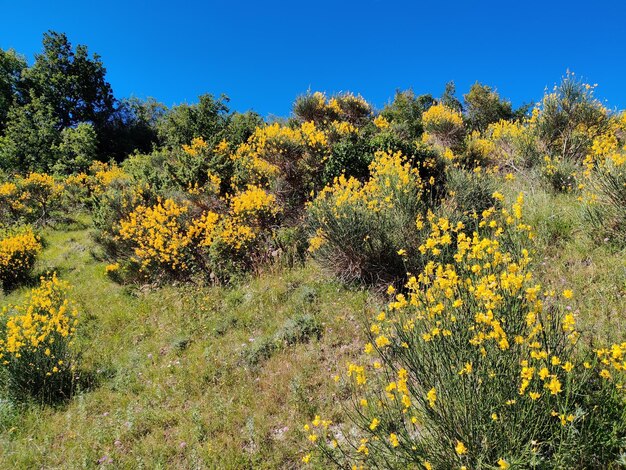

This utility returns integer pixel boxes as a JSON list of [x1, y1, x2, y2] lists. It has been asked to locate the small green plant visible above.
[[242, 313, 322, 367]]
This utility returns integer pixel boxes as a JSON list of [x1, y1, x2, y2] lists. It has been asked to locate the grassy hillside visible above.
[[1, 169, 624, 468], [1, 76, 626, 468], [0, 216, 379, 468]]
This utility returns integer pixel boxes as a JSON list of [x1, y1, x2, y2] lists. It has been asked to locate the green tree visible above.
[[0, 49, 27, 130], [0, 95, 60, 173], [463, 82, 514, 132], [53, 122, 98, 173], [99, 96, 166, 161], [23, 31, 115, 130], [441, 81, 463, 113], [381, 89, 435, 140], [224, 110, 264, 147], [157, 93, 230, 148]]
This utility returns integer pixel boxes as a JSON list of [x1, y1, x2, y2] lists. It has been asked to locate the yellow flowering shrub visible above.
[[61, 172, 90, 207], [0, 181, 29, 225], [0, 273, 79, 402], [583, 114, 626, 244], [113, 182, 280, 282], [422, 103, 466, 150], [485, 119, 532, 167], [118, 198, 192, 273], [89, 161, 130, 194], [182, 136, 209, 156], [293, 91, 371, 125], [231, 120, 331, 213], [307, 150, 429, 285], [459, 130, 497, 168], [373, 115, 390, 129], [0, 227, 42, 289], [305, 198, 626, 468], [13, 172, 64, 224], [230, 184, 279, 220]]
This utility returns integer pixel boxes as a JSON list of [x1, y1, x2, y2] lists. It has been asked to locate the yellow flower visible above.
[[497, 458, 510, 469], [600, 369, 612, 380], [562, 289, 574, 299], [546, 376, 562, 395], [427, 387, 437, 408], [302, 453, 311, 464], [455, 440, 467, 455], [375, 335, 391, 348]]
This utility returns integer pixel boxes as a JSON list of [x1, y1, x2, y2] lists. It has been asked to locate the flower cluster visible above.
[[118, 198, 192, 272], [0, 227, 42, 288]]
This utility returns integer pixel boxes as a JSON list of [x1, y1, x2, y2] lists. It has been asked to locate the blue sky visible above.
[[1, 0, 625, 116]]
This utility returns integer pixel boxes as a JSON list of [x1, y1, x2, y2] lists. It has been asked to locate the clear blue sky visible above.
[[1, 0, 625, 117]]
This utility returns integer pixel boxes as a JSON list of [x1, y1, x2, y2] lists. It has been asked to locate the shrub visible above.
[[0, 173, 65, 226], [445, 166, 499, 221], [486, 119, 540, 169], [109, 183, 281, 283], [0, 227, 42, 290], [422, 103, 465, 151], [535, 72, 609, 162], [0, 273, 79, 403], [307, 150, 430, 287], [463, 82, 514, 132], [584, 119, 626, 244], [459, 131, 496, 168], [117, 197, 193, 279], [231, 121, 325, 218], [305, 201, 626, 468], [272, 225, 309, 268], [322, 132, 373, 186], [293, 91, 372, 127], [0, 181, 27, 226], [542, 156, 579, 193], [380, 89, 435, 141], [190, 186, 279, 281]]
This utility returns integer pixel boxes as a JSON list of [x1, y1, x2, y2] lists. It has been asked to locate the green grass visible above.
[[0, 217, 378, 468], [499, 170, 626, 343]]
